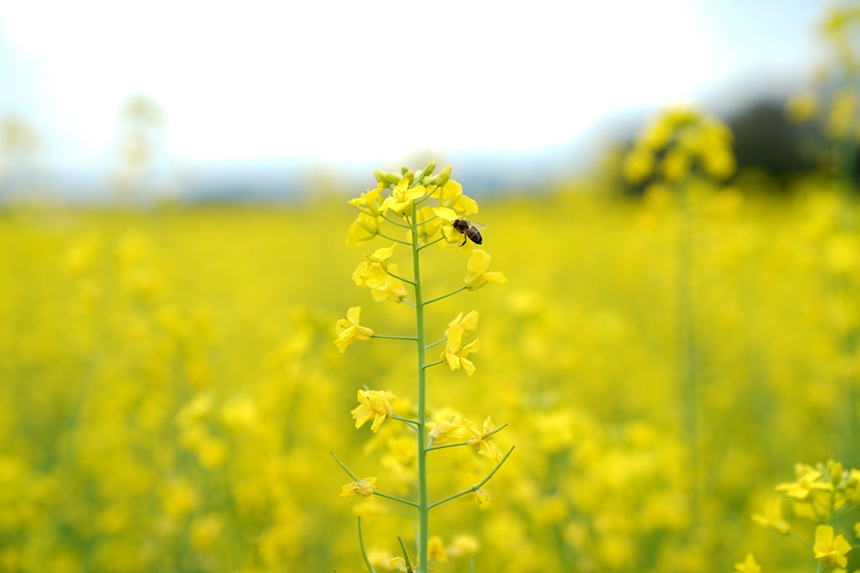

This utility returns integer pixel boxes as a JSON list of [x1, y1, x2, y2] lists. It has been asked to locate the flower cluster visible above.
[[332, 164, 512, 573], [623, 106, 736, 185]]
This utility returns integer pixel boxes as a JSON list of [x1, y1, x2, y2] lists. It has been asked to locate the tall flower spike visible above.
[[464, 249, 507, 291], [334, 307, 374, 353]]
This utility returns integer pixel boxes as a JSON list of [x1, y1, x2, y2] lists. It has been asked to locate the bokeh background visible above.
[[2, 1, 859, 572]]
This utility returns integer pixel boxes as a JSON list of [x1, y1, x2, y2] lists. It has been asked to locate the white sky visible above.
[[0, 0, 826, 169]]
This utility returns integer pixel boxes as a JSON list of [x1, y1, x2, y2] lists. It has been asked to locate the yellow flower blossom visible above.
[[473, 488, 493, 507], [369, 263, 408, 304], [776, 464, 833, 501], [465, 417, 503, 463], [732, 554, 761, 573], [447, 534, 481, 558], [351, 389, 395, 433], [353, 244, 397, 288], [339, 477, 377, 499], [446, 310, 479, 336], [428, 536, 447, 563], [334, 307, 374, 353], [381, 179, 426, 215], [464, 249, 507, 291], [814, 525, 852, 568], [438, 180, 478, 215], [346, 212, 380, 248], [348, 183, 384, 217], [623, 146, 654, 184], [440, 325, 480, 376], [751, 498, 790, 535]]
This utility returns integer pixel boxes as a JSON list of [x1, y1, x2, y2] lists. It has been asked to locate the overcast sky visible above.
[[0, 0, 827, 172]]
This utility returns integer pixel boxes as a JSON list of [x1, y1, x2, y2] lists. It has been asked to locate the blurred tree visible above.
[[112, 94, 176, 205], [0, 116, 41, 204]]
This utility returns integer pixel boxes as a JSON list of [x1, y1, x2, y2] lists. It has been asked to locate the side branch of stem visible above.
[[377, 233, 412, 246], [423, 360, 445, 369], [372, 334, 418, 341], [424, 286, 468, 306], [383, 214, 411, 229], [331, 452, 418, 509], [386, 269, 417, 286], [426, 423, 509, 452], [418, 237, 445, 251], [428, 446, 516, 509], [424, 337, 447, 350]]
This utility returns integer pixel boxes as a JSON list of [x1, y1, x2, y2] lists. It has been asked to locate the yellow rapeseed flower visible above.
[[390, 556, 415, 572], [440, 325, 480, 376], [776, 465, 833, 501], [346, 212, 380, 248], [732, 554, 761, 573], [334, 307, 374, 353], [351, 389, 395, 433], [438, 180, 478, 215], [751, 498, 790, 535], [464, 249, 507, 291], [353, 244, 397, 288], [813, 525, 852, 568], [369, 263, 408, 304], [465, 417, 503, 463], [446, 311, 479, 336], [381, 179, 426, 215], [348, 183, 384, 217], [428, 536, 447, 562], [340, 477, 377, 499]]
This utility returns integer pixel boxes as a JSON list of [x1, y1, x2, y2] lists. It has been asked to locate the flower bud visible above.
[[421, 161, 436, 179], [430, 165, 452, 186], [401, 166, 409, 175], [403, 171, 414, 186], [375, 171, 401, 186]]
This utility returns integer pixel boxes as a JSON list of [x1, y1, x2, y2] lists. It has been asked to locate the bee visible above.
[[452, 219, 487, 247]]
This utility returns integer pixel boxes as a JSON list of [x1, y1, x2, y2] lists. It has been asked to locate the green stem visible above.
[[357, 517, 377, 573], [372, 334, 417, 341], [378, 233, 412, 246], [411, 201, 430, 573], [424, 286, 468, 306], [397, 537, 413, 569], [428, 446, 515, 509], [383, 214, 411, 229], [423, 360, 444, 369], [415, 186, 440, 205], [788, 532, 813, 550], [402, 299, 416, 308], [392, 414, 421, 428], [386, 269, 416, 286], [418, 237, 445, 251], [426, 423, 509, 452]]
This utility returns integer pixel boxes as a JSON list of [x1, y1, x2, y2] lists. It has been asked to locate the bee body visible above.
[[452, 219, 487, 246]]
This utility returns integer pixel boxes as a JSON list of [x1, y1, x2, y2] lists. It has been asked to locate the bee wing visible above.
[[470, 222, 487, 230]]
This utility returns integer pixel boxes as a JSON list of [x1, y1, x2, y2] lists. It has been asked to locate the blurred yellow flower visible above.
[[473, 488, 493, 507], [441, 325, 480, 376], [464, 249, 507, 291], [776, 465, 833, 501], [446, 311, 479, 336], [351, 389, 395, 433], [814, 525, 852, 568], [334, 307, 374, 353], [732, 554, 761, 573], [751, 498, 790, 535], [786, 92, 819, 123], [466, 417, 502, 463], [340, 477, 377, 499], [428, 536, 447, 562], [390, 556, 415, 572]]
